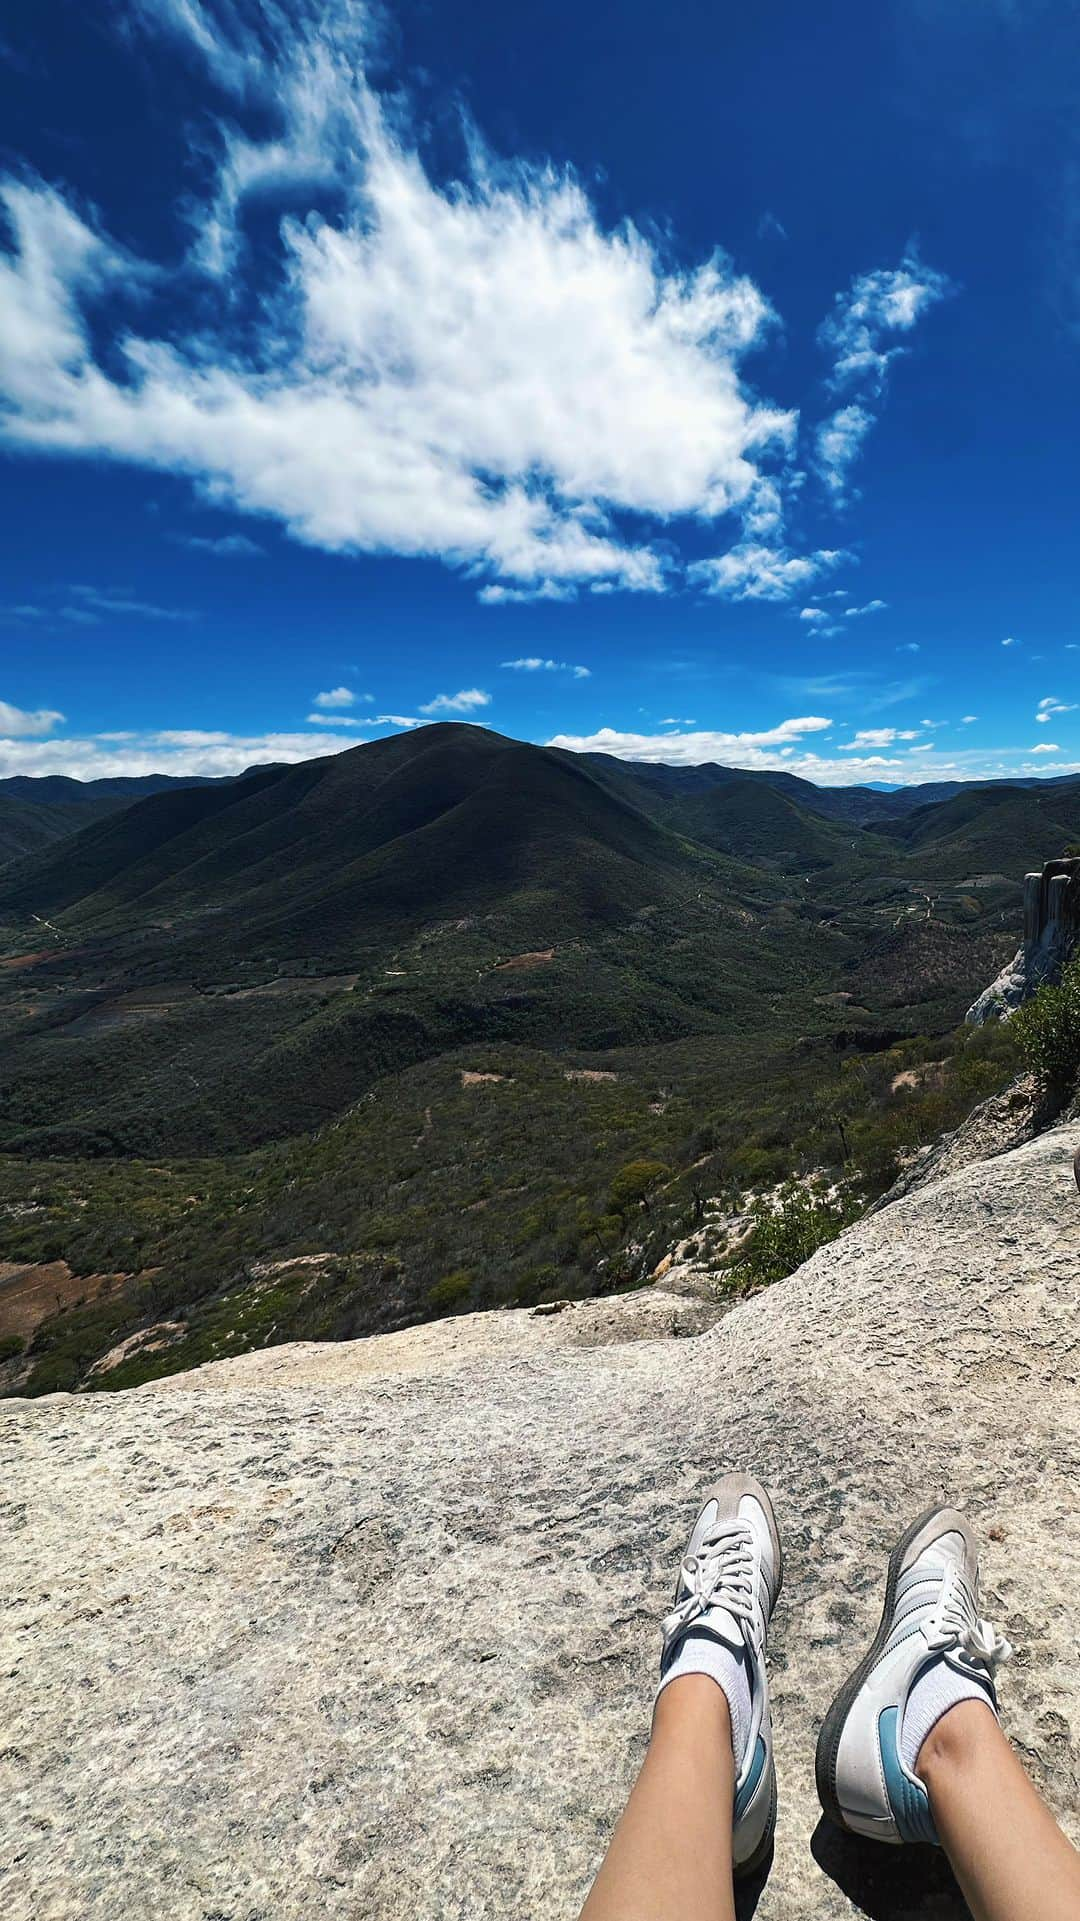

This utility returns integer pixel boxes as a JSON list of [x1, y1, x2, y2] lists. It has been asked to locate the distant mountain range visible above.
[[2, 722, 1078, 1396]]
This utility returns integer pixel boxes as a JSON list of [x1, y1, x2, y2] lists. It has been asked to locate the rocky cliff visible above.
[[3, 1117, 1079, 1920], [967, 854, 1080, 1022]]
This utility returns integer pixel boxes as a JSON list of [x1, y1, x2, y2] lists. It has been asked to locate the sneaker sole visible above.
[[814, 1502, 949, 1834], [735, 1769, 777, 1879]]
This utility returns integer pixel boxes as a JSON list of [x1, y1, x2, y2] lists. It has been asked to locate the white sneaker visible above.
[[816, 1504, 1011, 1845], [658, 1472, 782, 1875]]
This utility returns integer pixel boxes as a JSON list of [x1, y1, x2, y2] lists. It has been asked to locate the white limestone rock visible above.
[[3, 1122, 1080, 1920]]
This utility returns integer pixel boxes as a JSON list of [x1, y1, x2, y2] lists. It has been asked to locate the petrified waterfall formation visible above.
[[966, 855, 1080, 1024]]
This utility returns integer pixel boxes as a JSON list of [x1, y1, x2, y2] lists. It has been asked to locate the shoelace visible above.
[[662, 1520, 758, 1651], [926, 1564, 1012, 1673]]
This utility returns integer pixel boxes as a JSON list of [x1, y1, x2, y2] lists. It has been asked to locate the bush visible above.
[[1013, 954, 1080, 1092], [727, 1183, 859, 1289], [426, 1268, 473, 1315], [0, 1335, 25, 1363]]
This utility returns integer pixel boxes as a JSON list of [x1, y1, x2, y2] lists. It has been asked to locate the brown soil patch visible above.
[[890, 1060, 949, 1095], [494, 949, 554, 971], [0, 950, 52, 972], [460, 1071, 509, 1086], [0, 1261, 131, 1341], [564, 1069, 617, 1082]]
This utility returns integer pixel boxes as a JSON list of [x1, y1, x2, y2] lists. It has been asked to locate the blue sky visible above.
[[1, 0, 1079, 785]]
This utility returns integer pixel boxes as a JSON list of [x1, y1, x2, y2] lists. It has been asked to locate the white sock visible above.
[[901, 1658, 997, 1772], [656, 1625, 752, 1764]]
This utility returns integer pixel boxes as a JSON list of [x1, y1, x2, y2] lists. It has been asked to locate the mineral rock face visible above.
[[3, 1118, 1079, 1919], [966, 855, 1080, 1023]]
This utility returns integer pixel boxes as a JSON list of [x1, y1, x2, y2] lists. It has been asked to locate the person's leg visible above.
[[579, 1676, 736, 1921], [578, 1473, 782, 1921], [916, 1698, 1080, 1921], [816, 1502, 1080, 1919]]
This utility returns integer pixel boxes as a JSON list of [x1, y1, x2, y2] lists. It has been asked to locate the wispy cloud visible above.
[[0, 698, 65, 737], [313, 686, 360, 709], [845, 598, 888, 618], [1036, 696, 1076, 723], [1031, 742, 1061, 753], [419, 688, 492, 716], [815, 255, 951, 503], [839, 726, 921, 750], [169, 532, 264, 557], [501, 657, 590, 679], [961, 714, 978, 724], [690, 544, 846, 603], [1001, 635, 1018, 647], [479, 583, 577, 606], [64, 585, 198, 623]]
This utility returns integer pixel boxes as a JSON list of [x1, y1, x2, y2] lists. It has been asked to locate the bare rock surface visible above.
[[3, 1123, 1080, 1920]]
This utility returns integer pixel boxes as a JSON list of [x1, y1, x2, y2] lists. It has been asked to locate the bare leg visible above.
[[918, 1699, 1080, 1921], [578, 1676, 737, 1921]]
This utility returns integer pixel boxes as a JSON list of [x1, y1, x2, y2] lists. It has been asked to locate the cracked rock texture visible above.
[[3, 1121, 1080, 1920]]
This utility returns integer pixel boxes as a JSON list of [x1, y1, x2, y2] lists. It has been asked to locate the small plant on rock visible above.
[[1013, 953, 1080, 1094]]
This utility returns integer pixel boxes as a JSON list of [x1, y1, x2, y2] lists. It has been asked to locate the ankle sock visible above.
[[656, 1627, 752, 1763], [901, 1658, 997, 1772]]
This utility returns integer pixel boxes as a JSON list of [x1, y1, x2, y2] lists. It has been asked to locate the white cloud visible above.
[[1031, 742, 1061, 753], [306, 712, 362, 726], [897, 642, 920, 653], [0, 717, 443, 778], [501, 657, 590, 678], [0, 698, 65, 737], [839, 727, 921, 749], [0, 1, 798, 598], [690, 544, 845, 603], [313, 686, 358, 709], [815, 404, 873, 505], [961, 714, 978, 724], [1002, 635, 1017, 646], [820, 256, 953, 395], [1036, 696, 1076, 722], [799, 607, 830, 624], [479, 582, 577, 605], [548, 716, 831, 758], [419, 688, 492, 716], [844, 598, 887, 617], [814, 256, 950, 503], [170, 532, 263, 556]]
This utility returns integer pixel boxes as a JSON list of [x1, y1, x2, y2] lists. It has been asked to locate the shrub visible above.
[[608, 1159, 671, 1216], [727, 1183, 859, 1289], [0, 1335, 25, 1363], [426, 1268, 473, 1315], [1013, 954, 1080, 1092]]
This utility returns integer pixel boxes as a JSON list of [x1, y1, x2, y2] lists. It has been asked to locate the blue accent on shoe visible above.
[[734, 1733, 767, 1821], [878, 1708, 939, 1845]]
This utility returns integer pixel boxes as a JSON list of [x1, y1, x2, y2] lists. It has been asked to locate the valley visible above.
[[1, 722, 1075, 1395]]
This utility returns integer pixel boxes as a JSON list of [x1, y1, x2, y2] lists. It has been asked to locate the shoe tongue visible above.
[[694, 1605, 744, 1652], [921, 1529, 967, 1574]]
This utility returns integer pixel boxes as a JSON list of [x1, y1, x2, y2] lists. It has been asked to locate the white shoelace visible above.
[[662, 1520, 758, 1650], [926, 1564, 1012, 1674]]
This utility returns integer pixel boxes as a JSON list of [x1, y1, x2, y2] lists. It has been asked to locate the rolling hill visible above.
[[3, 723, 1076, 1395]]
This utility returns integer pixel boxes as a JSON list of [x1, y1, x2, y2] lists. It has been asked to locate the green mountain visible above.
[[3, 725, 1070, 1396]]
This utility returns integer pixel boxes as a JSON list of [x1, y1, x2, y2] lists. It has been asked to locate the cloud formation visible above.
[[690, 544, 845, 602], [0, 2, 950, 609], [0, 698, 65, 737], [501, 657, 590, 678], [418, 688, 491, 715], [0, 1, 797, 599], [815, 256, 951, 503]]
